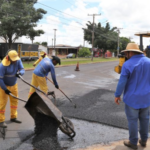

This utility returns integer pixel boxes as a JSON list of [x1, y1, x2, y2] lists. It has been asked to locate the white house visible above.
[[38, 45, 47, 53]]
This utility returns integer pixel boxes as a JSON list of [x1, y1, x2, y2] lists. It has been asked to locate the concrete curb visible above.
[[76, 138, 150, 150]]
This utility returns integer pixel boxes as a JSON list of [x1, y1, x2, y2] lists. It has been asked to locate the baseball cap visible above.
[[2, 50, 20, 66], [52, 56, 61, 65], [40, 51, 46, 56]]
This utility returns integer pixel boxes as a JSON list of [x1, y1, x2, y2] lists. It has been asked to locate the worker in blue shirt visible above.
[[114, 43, 150, 149], [28, 56, 61, 98], [0, 50, 25, 128]]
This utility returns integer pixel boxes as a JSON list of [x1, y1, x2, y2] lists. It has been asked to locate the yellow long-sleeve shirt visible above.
[[33, 55, 48, 66]]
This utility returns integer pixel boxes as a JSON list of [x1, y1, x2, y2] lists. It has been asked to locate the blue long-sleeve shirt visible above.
[[0, 59, 25, 91], [115, 54, 150, 109], [33, 58, 58, 86], [115, 75, 128, 97]]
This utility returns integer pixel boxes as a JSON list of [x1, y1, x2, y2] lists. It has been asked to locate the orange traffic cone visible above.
[[75, 62, 80, 71]]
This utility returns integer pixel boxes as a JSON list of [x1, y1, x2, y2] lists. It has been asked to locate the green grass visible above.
[[23, 61, 35, 69], [23, 57, 118, 69], [61, 57, 118, 65]]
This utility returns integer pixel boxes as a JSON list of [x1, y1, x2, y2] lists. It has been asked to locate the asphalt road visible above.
[[1, 61, 147, 150]]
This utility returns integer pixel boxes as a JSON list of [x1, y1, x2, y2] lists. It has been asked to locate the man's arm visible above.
[[50, 64, 58, 88], [33, 57, 42, 66], [18, 59, 25, 76], [114, 75, 128, 105], [0, 64, 7, 91]]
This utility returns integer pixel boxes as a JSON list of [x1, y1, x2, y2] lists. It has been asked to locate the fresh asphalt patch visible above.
[[32, 113, 61, 150], [58, 89, 150, 130]]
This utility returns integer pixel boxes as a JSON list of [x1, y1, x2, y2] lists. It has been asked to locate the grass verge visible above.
[[23, 57, 118, 69]]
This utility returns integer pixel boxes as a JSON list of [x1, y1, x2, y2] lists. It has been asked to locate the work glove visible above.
[[16, 72, 21, 78], [5, 89, 11, 95], [55, 85, 59, 89]]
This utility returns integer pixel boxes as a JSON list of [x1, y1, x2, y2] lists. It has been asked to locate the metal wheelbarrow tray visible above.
[[25, 91, 76, 138]]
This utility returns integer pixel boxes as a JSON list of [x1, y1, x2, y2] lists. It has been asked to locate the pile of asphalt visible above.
[[32, 113, 62, 150], [58, 89, 150, 131]]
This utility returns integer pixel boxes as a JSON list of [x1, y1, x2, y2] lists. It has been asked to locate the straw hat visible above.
[[2, 50, 20, 66], [121, 43, 143, 54]]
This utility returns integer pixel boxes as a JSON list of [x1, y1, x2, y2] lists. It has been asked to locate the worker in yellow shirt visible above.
[[33, 51, 48, 67]]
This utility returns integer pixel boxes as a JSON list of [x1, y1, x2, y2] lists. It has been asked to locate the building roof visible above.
[[48, 44, 80, 49], [135, 32, 150, 37]]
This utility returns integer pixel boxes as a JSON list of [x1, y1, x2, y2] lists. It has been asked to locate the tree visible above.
[[83, 22, 118, 57], [119, 37, 131, 51], [78, 47, 91, 57], [27, 28, 44, 44], [34, 42, 41, 45], [41, 42, 47, 46], [0, 0, 47, 48]]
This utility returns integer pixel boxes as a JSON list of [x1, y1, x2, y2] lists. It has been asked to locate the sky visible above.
[[21, 0, 150, 49]]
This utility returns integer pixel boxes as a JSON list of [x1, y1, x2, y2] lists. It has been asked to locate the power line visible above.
[[63, 0, 75, 6], [37, 2, 88, 22]]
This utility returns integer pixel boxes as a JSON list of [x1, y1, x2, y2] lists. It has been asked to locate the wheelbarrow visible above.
[[2, 75, 76, 139]]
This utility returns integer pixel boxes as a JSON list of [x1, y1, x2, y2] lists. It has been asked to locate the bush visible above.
[[78, 47, 91, 57], [72, 54, 76, 58]]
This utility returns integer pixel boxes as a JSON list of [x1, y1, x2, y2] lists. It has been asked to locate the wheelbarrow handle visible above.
[[9, 93, 27, 103], [19, 75, 46, 95]]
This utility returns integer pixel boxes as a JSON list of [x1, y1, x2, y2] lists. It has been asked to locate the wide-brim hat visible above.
[[2, 50, 20, 66], [121, 43, 143, 54]]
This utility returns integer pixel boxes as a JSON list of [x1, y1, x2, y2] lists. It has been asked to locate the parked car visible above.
[[66, 53, 74, 58]]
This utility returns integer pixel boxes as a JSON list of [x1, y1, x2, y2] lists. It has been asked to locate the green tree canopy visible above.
[[83, 22, 118, 56], [78, 47, 91, 57], [0, 0, 47, 48], [34, 42, 41, 45], [119, 37, 131, 51], [27, 28, 44, 44], [41, 41, 47, 46]]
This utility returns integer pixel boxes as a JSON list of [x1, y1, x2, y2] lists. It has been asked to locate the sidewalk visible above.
[[77, 138, 150, 150]]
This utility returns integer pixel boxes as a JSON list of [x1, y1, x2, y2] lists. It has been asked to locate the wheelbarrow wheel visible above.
[[59, 117, 75, 137]]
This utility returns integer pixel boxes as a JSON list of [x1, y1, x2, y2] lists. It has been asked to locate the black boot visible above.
[[10, 118, 22, 123], [0, 122, 7, 128]]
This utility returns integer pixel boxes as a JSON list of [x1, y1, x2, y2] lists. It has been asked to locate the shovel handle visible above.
[[46, 77, 77, 108], [9, 93, 27, 103], [19, 75, 46, 95]]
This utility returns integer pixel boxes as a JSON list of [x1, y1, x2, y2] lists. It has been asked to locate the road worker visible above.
[[115, 43, 150, 149], [33, 51, 48, 67], [0, 50, 25, 128], [28, 56, 61, 98]]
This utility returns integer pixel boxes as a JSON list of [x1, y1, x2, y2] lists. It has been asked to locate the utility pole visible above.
[[83, 39, 85, 47], [129, 36, 133, 42], [88, 14, 101, 61], [53, 29, 57, 56], [116, 28, 123, 56], [52, 38, 53, 48]]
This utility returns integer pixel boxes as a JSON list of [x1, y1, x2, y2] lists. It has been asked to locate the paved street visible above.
[[0, 61, 149, 150]]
